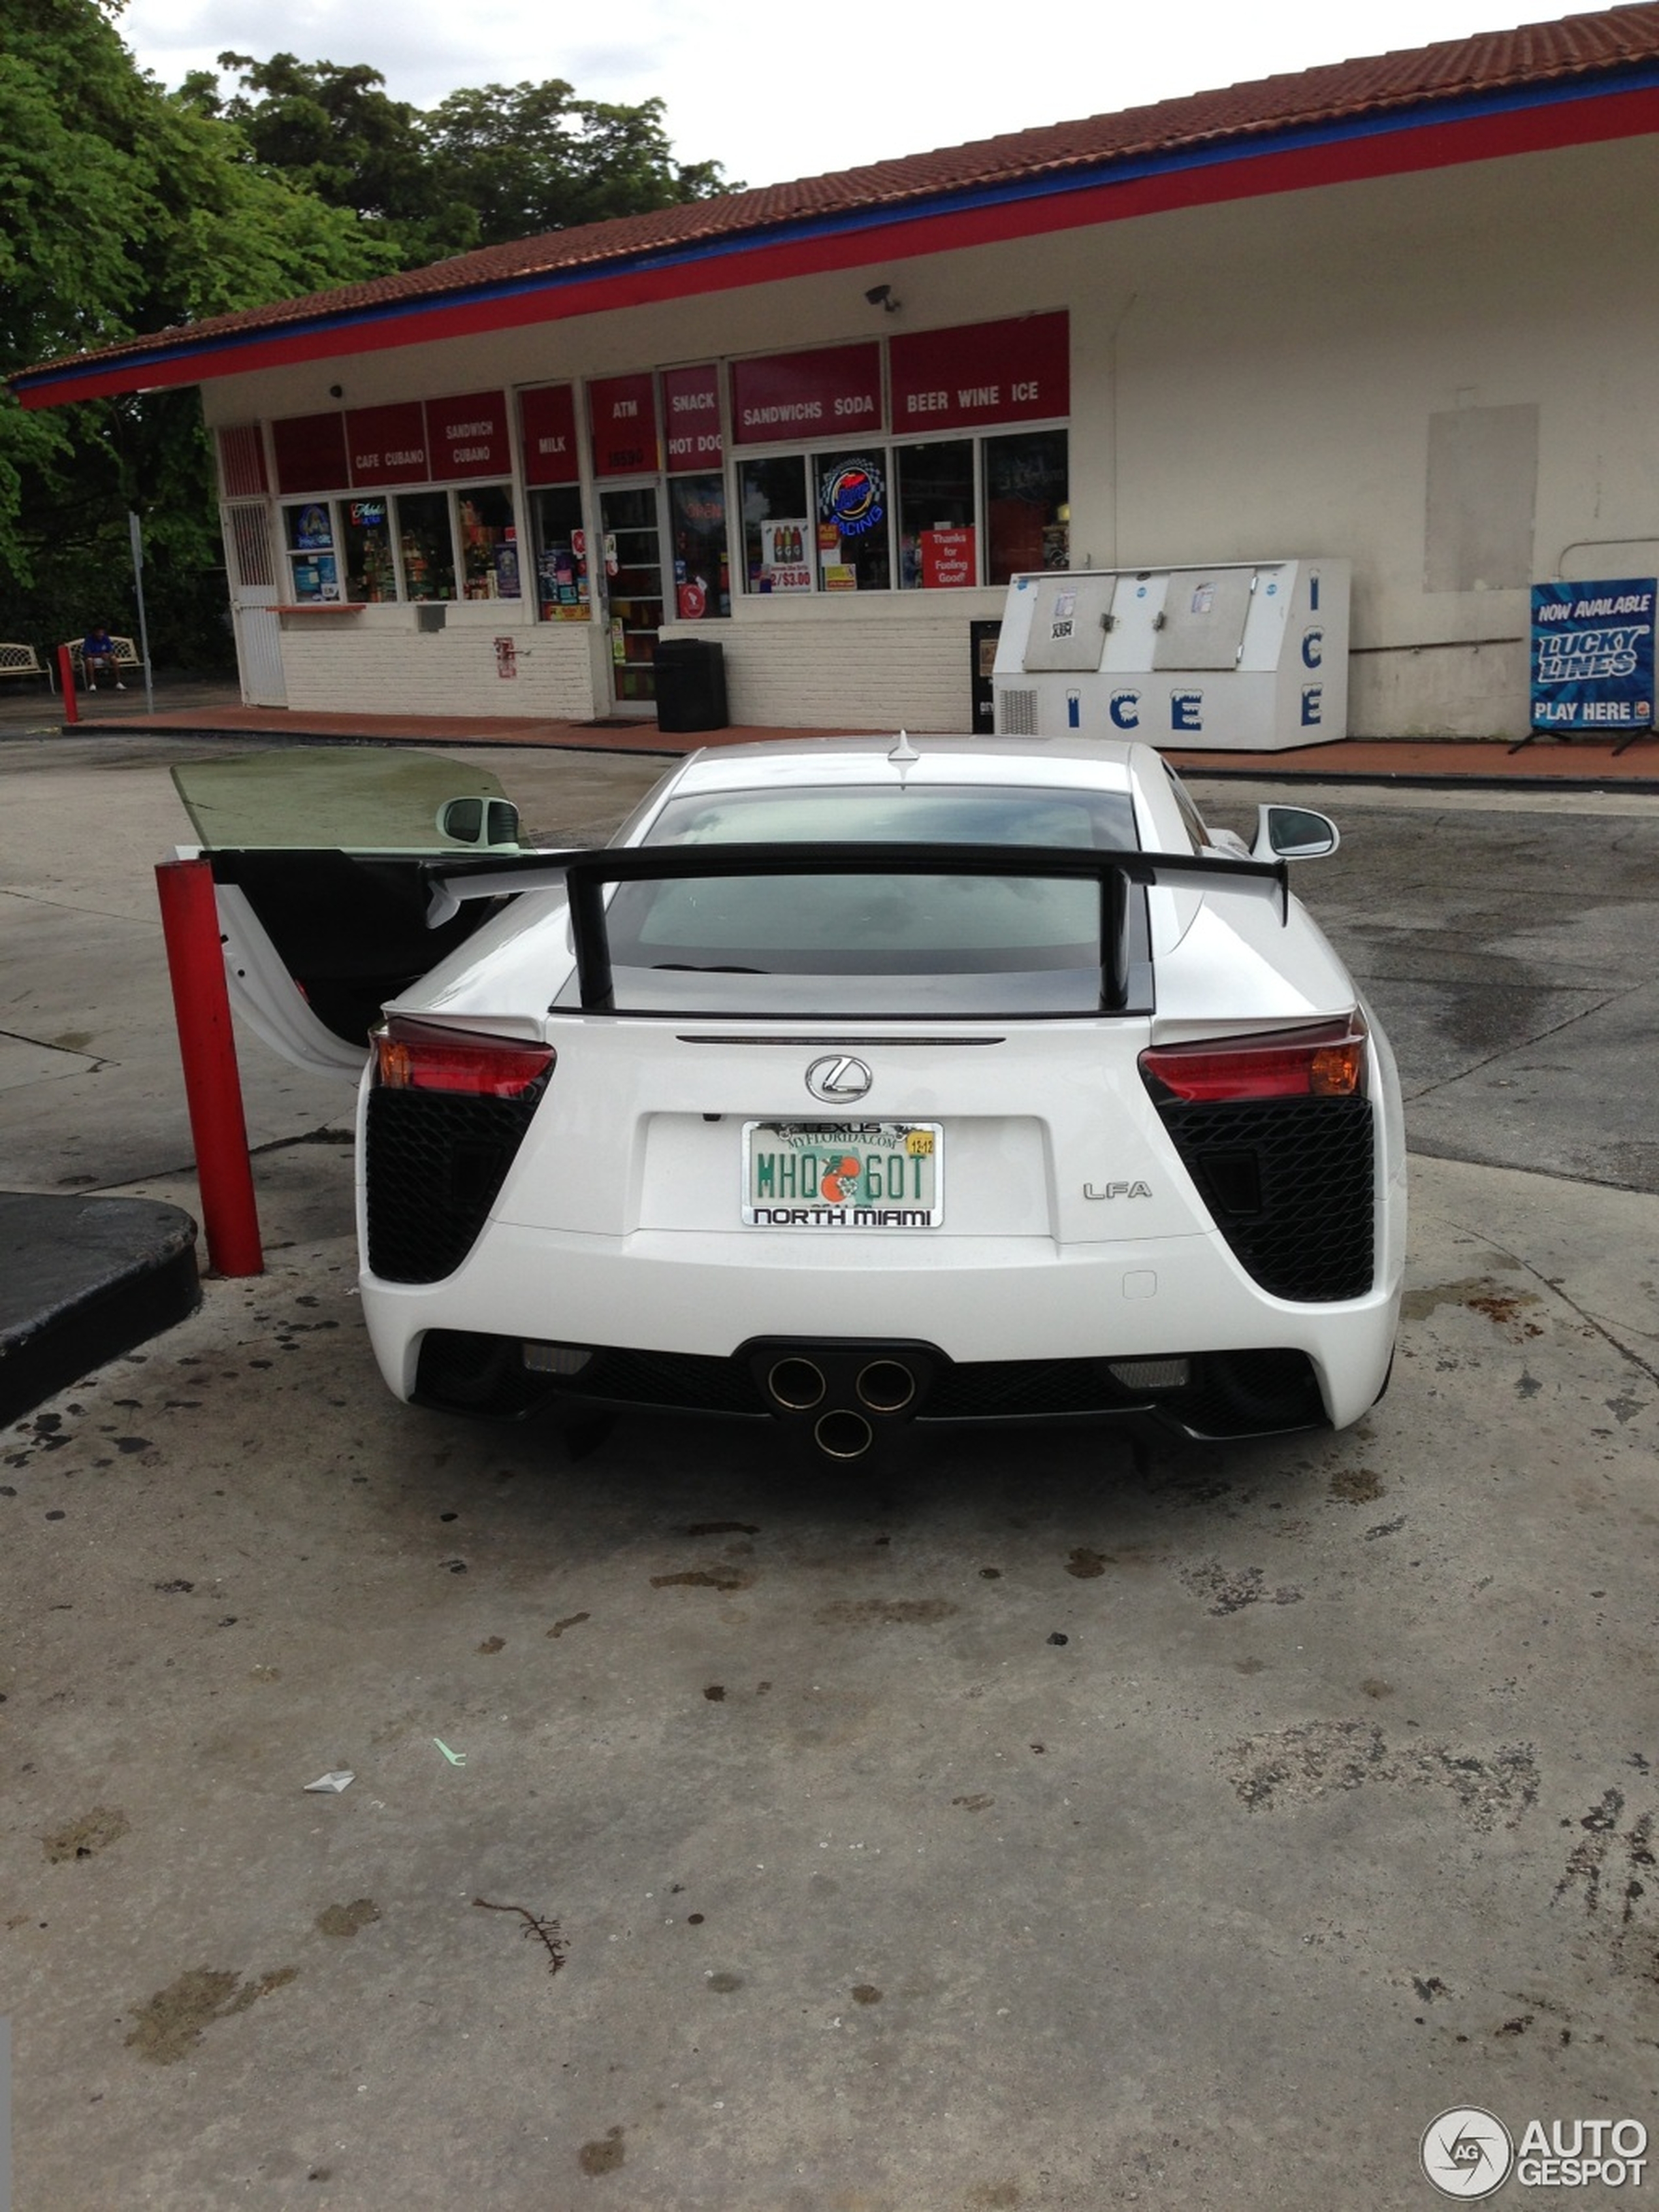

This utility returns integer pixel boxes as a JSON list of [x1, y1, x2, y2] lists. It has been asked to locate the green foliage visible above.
[[423, 81, 733, 249], [1, 0, 735, 670]]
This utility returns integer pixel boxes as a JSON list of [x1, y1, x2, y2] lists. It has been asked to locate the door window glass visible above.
[[814, 450, 891, 592], [530, 486, 590, 620], [283, 502, 340, 602], [601, 486, 664, 703], [669, 474, 730, 619], [459, 486, 521, 600], [984, 431, 1069, 583], [897, 440, 975, 588], [395, 491, 456, 600], [344, 498, 396, 602], [739, 457, 809, 593]]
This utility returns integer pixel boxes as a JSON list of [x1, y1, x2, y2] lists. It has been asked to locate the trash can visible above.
[[654, 636, 728, 733]]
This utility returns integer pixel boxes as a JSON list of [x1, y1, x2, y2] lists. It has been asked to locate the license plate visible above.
[[742, 1120, 943, 1228]]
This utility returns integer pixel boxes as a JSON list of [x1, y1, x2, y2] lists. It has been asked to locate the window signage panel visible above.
[[663, 365, 723, 474], [890, 313, 1069, 432], [272, 412, 349, 495], [1530, 576, 1656, 733], [731, 344, 883, 445], [921, 527, 976, 588], [590, 373, 660, 476], [346, 402, 430, 488], [426, 390, 510, 480], [520, 385, 580, 485]]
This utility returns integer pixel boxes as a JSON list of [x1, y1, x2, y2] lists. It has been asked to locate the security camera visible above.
[[864, 284, 900, 312]]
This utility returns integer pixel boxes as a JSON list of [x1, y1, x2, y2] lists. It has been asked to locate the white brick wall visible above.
[[662, 594, 1006, 732], [278, 608, 601, 721]]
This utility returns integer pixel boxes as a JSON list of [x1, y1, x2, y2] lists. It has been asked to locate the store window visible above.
[[984, 430, 1069, 583], [283, 502, 341, 602], [669, 475, 730, 619], [897, 440, 975, 589], [814, 451, 891, 593], [459, 487, 521, 600], [344, 498, 396, 602], [739, 457, 811, 594], [530, 486, 590, 619], [395, 490, 456, 601]]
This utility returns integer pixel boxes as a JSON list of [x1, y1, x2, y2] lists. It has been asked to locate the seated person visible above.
[[82, 623, 124, 690]]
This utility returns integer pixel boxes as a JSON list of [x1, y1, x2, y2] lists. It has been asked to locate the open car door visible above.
[[171, 749, 528, 1081]]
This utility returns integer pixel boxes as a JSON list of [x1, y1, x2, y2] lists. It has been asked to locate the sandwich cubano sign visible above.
[[1530, 576, 1655, 733]]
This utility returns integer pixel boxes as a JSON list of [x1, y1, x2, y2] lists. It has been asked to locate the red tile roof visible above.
[[19, 1, 1659, 385]]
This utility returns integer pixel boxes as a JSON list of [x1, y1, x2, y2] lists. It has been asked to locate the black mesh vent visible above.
[[926, 1359, 1135, 1420], [415, 1329, 553, 1418], [1157, 1095, 1375, 1302], [570, 1348, 769, 1416], [366, 1088, 541, 1283], [1161, 1349, 1327, 1437]]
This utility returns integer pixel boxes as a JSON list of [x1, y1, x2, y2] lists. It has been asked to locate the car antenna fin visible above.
[[887, 729, 920, 764]]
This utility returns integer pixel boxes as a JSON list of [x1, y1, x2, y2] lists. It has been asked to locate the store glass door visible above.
[[599, 485, 665, 706]]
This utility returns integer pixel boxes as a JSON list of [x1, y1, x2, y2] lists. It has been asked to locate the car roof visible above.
[[664, 734, 1143, 797]]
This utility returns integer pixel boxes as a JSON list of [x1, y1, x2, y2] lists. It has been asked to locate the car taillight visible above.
[[1139, 1019, 1366, 1103], [372, 1018, 555, 1099]]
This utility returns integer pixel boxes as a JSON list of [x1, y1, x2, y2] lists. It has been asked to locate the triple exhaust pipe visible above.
[[753, 1344, 933, 1461]]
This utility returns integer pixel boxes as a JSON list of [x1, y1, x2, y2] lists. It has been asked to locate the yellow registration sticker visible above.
[[906, 1131, 935, 1158]]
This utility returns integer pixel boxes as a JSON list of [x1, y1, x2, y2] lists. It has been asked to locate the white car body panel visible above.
[[200, 735, 1404, 1446]]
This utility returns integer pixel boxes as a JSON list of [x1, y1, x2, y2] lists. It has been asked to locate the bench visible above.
[[63, 635, 142, 689], [0, 643, 53, 690]]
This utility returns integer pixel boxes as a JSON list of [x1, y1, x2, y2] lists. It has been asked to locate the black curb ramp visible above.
[[0, 1194, 201, 1427]]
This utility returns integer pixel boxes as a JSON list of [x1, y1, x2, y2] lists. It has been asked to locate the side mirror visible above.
[[1252, 803, 1340, 860], [438, 796, 521, 849]]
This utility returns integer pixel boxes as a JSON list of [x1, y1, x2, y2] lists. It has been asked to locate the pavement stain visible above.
[[813, 1597, 957, 1626], [1179, 1563, 1304, 1616], [315, 1898, 381, 1938], [42, 1806, 129, 1862], [1065, 1547, 1110, 1578], [1227, 1719, 1541, 1830], [547, 1612, 590, 1638], [1401, 1277, 1545, 1337], [578, 2127, 625, 2176], [124, 1965, 298, 2064], [1328, 1467, 1386, 1503], [651, 1569, 754, 1592], [1551, 1789, 1657, 1972]]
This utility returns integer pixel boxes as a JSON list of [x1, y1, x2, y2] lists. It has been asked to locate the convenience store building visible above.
[[15, 1, 1659, 741]]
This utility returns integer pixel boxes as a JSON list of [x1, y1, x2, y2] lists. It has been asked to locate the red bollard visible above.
[[58, 645, 78, 723], [154, 858, 265, 1276]]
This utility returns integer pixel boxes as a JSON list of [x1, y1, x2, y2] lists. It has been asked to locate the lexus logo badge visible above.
[[805, 1054, 873, 1103]]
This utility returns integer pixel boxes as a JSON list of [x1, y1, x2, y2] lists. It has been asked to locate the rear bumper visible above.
[[361, 1220, 1400, 1431]]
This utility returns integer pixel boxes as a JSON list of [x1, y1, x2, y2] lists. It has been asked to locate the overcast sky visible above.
[[118, 0, 1536, 191]]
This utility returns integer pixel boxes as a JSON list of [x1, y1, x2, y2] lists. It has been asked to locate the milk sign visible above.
[[1531, 576, 1655, 733]]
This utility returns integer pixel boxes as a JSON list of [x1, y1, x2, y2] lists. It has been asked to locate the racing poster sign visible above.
[[1531, 576, 1655, 734]]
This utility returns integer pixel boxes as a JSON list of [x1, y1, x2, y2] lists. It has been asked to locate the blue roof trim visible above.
[[18, 59, 1659, 397]]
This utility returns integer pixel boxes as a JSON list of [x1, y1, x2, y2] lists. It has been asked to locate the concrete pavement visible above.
[[1, 734, 1656, 2207]]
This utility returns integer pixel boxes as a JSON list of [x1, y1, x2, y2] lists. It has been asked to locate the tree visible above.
[[0, 0, 393, 664], [199, 53, 740, 264], [423, 82, 734, 250], [2, 7, 738, 668], [181, 52, 474, 263]]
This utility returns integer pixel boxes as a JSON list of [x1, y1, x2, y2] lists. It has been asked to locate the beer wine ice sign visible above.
[[1531, 576, 1655, 732]]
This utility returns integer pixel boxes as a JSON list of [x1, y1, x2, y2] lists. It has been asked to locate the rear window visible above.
[[567, 782, 1142, 1017]]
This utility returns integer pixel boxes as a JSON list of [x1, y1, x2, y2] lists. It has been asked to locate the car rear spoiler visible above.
[[419, 843, 1292, 1015]]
